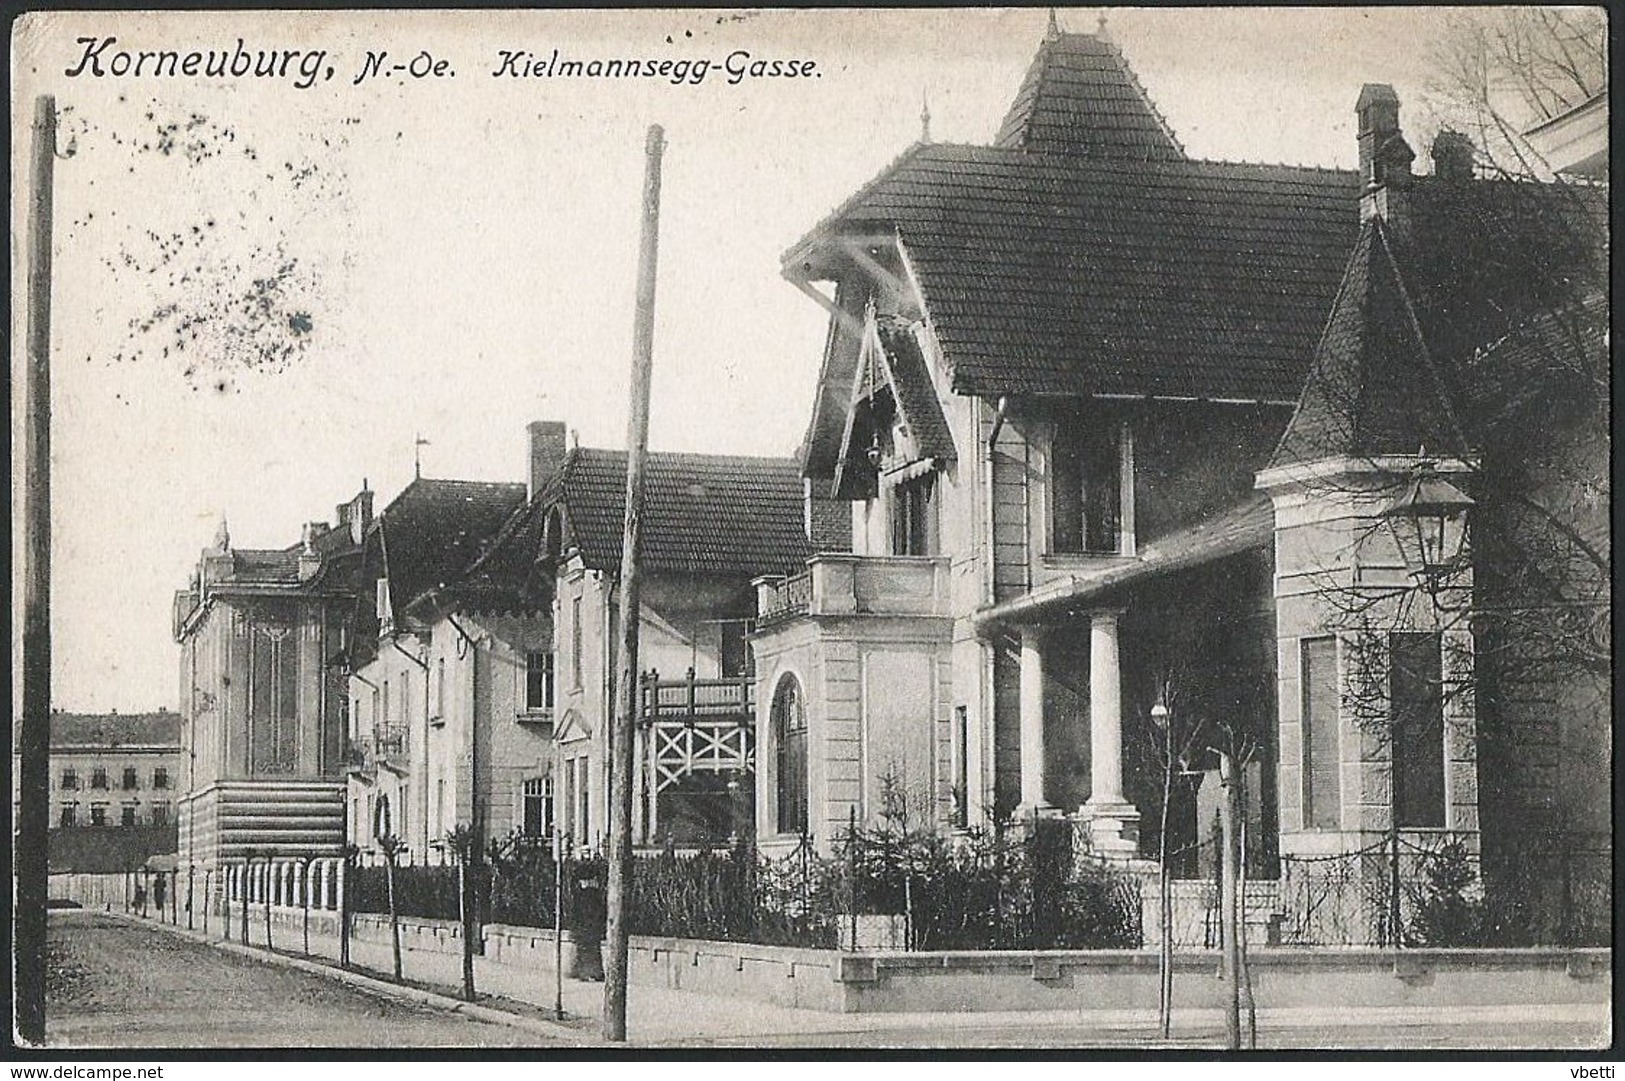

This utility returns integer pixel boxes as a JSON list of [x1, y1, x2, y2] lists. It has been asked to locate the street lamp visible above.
[[1381, 460, 1473, 592]]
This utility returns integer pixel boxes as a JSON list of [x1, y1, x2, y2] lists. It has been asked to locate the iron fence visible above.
[[1278, 834, 1610, 947]]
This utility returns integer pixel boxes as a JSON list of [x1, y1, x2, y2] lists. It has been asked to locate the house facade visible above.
[[173, 493, 369, 895], [343, 473, 535, 863], [754, 21, 1608, 937], [529, 429, 815, 849]]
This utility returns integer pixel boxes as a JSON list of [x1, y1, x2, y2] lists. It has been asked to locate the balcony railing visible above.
[[349, 724, 410, 771], [756, 570, 813, 625], [640, 671, 754, 720], [754, 554, 952, 625]]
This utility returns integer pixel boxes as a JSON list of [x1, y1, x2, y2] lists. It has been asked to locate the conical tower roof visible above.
[[994, 31, 1185, 160]]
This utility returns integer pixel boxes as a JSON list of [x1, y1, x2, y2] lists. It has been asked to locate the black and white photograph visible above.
[[10, 6, 1611, 1056]]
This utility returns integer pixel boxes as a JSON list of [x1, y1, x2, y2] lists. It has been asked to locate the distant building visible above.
[[172, 488, 371, 894], [344, 473, 535, 863], [39, 710, 184, 874]]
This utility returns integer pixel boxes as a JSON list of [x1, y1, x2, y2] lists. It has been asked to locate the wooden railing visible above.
[[640, 671, 754, 719]]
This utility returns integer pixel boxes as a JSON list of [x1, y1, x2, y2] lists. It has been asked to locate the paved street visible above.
[[42, 907, 1610, 1050], [44, 910, 550, 1048]]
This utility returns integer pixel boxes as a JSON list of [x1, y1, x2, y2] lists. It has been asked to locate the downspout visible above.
[[444, 613, 481, 848], [985, 395, 1009, 608], [980, 395, 1009, 827]]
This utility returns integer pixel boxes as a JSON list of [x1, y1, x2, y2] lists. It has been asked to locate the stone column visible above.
[[1084, 608, 1140, 854], [1018, 626, 1052, 813]]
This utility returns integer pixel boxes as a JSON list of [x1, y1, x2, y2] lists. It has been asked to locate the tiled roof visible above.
[[1271, 177, 1605, 469], [790, 144, 1360, 401], [557, 449, 810, 576], [231, 548, 300, 583], [377, 479, 529, 613], [878, 324, 955, 462], [51, 711, 181, 748], [994, 32, 1184, 160], [422, 494, 555, 617]]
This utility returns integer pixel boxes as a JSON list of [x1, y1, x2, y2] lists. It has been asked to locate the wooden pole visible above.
[[15, 92, 56, 1046], [603, 123, 665, 1044], [458, 848, 475, 1001], [1218, 751, 1241, 1051], [554, 819, 564, 1021]]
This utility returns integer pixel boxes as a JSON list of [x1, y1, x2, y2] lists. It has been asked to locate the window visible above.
[[90, 804, 107, 827], [151, 802, 171, 827], [522, 776, 554, 837], [59, 804, 77, 828], [382, 679, 391, 729], [153, 767, 169, 790], [772, 675, 809, 835], [526, 651, 556, 711], [720, 622, 754, 679], [435, 779, 446, 836], [890, 474, 937, 556], [121, 804, 138, 827], [122, 766, 139, 790], [60, 768, 78, 791], [1301, 637, 1341, 830], [570, 598, 583, 690], [91, 767, 108, 790], [1052, 415, 1132, 555], [1391, 632, 1446, 829]]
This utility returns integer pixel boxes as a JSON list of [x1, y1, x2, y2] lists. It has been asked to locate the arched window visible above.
[[772, 675, 808, 835]]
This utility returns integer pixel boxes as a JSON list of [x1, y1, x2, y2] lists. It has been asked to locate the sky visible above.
[[11, 7, 1502, 713]]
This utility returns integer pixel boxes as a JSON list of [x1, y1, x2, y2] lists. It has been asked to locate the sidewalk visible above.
[[127, 908, 1610, 1048]]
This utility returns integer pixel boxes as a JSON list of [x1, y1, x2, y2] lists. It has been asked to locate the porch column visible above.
[[1018, 627, 1052, 813], [1084, 607, 1139, 854]]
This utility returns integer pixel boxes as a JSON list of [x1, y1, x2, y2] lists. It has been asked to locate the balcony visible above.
[[640, 671, 754, 720], [754, 554, 951, 626], [349, 724, 410, 772]]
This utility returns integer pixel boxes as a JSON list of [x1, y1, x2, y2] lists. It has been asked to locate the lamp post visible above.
[[1380, 459, 1473, 593]]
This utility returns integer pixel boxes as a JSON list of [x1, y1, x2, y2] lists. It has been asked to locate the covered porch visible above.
[[974, 495, 1279, 871]]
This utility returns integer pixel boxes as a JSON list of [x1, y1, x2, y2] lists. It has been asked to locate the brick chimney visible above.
[[1357, 83, 1414, 225], [1431, 130, 1475, 183], [527, 420, 568, 501]]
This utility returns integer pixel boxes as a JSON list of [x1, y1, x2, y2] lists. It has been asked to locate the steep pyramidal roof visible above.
[[995, 31, 1184, 160], [1269, 222, 1468, 469], [1270, 176, 1605, 470]]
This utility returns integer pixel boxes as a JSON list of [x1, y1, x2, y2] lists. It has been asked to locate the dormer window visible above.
[[1051, 414, 1135, 556]]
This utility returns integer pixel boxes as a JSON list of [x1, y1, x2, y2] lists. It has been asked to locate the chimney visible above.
[[1356, 83, 1414, 224], [1431, 130, 1475, 183], [298, 522, 325, 580], [345, 485, 374, 545], [527, 420, 569, 501]]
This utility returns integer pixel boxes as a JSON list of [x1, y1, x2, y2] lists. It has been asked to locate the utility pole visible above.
[[16, 93, 57, 1047], [603, 123, 665, 1043], [1218, 749, 1242, 1051]]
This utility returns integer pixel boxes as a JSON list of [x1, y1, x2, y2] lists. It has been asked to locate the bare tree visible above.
[[1427, 7, 1606, 167]]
